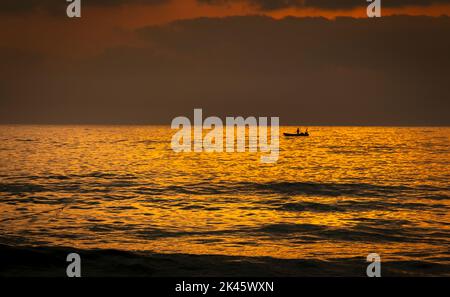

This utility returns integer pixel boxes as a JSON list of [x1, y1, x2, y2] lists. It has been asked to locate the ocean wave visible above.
[[157, 181, 449, 199], [277, 200, 448, 213], [129, 221, 450, 246], [250, 223, 450, 245], [1, 178, 448, 201], [241, 181, 448, 197]]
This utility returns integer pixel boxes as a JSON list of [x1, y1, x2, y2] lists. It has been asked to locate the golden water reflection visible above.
[[0, 126, 448, 263]]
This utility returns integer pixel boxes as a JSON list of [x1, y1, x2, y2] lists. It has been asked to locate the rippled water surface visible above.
[[0, 126, 449, 265]]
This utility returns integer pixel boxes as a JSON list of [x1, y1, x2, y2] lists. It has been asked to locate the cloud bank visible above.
[[0, 0, 169, 14], [199, 0, 450, 11], [1, 15, 449, 125]]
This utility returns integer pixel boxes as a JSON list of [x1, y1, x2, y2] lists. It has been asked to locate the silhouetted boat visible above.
[[283, 132, 309, 137]]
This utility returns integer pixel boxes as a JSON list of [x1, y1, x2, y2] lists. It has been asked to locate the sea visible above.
[[0, 126, 449, 276]]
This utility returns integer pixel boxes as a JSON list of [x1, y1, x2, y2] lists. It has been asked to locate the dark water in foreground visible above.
[[0, 126, 449, 276]]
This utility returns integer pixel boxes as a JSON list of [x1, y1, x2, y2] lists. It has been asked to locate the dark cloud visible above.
[[0, 0, 169, 14], [1, 15, 449, 125], [199, 0, 450, 11]]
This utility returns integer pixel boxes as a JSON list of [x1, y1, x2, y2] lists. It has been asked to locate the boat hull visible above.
[[283, 133, 309, 137]]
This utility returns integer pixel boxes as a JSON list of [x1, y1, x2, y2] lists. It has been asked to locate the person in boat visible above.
[[297, 128, 300, 134]]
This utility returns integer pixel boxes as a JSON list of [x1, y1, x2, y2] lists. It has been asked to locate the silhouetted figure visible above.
[[283, 128, 309, 137]]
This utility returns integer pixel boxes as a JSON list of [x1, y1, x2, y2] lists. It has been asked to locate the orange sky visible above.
[[1, 0, 449, 57]]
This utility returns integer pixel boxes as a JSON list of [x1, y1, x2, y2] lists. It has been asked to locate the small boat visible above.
[[283, 132, 309, 137]]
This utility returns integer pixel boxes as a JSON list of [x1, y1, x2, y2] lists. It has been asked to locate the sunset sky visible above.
[[1, 0, 449, 125]]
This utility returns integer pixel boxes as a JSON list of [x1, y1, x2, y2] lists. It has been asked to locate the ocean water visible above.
[[0, 126, 449, 271]]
